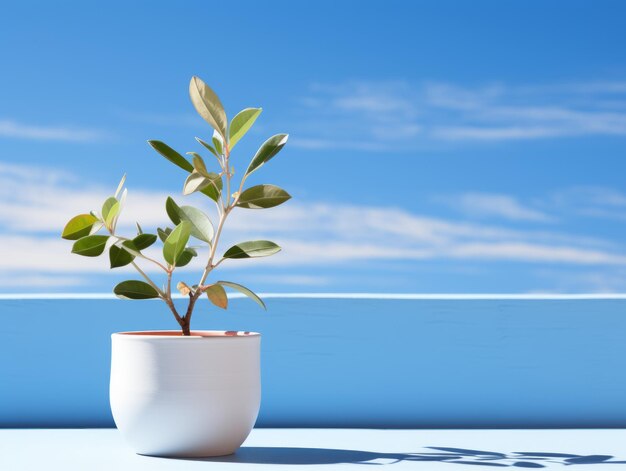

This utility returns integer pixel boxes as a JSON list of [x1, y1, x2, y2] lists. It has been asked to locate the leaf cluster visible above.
[[61, 77, 290, 332]]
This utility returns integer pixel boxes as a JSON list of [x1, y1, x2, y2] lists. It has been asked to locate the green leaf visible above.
[[165, 197, 214, 243], [104, 201, 120, 230], [136, 222, 143, 235], [217, 281, 266, 310], [71, 235, 109, 257], [188, 153, 209, 177], [237, 184, 291, 209], [183, 171, 222, 201], [62, 214, 98, 240], [200, 182, 221, 202], [189, 76, 227, 139], [133, 233, 157, 250], [165, 197, 182, 225], [157, 227, 172, 243], [176, 248, 196, 267], [183, 171, 209, 195], [204, 172, 223, 192], [212, 130, 224, 155], [205, 284, 228, 309], [223, 240, 281, 259], [118, 241, 142, 258], [109, 241, 136, 268], [181, 206, 214, 243], [229, 108, 262, 148], [148, 140, 194, 172], [163, 221, 192, 265], [195, 137, 219, 158], [114, 174, 126, 199], [102, 197, 118, 221], [245, 134, 289, 177], [114, 280, 160, 300]]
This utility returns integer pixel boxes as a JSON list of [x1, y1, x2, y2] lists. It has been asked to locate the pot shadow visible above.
[[170, 446, 626, 467]]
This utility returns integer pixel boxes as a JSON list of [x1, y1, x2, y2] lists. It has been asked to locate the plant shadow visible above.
[[173, 446, 626, 467]]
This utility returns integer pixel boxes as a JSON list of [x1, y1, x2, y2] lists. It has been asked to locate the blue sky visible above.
[[1, 0, 626, 293]]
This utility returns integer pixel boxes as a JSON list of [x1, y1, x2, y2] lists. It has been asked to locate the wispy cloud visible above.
[[441, 192, 552, 222], [114, 110, 203, 128], [551, 186, 626, 221], [0, 163, 170, 233], [535, 267, 626, 293], [440, 187, 626, 224], [0, 273, 87, 288], [245, 274, 330, 287], [0, 119, 109, 142], [3, 164, 626, 283], [226, 202, 621, 266], [289, 79, 626, 150]]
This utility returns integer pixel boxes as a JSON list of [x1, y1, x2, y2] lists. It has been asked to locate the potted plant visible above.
[[61, 76, 290, 457]]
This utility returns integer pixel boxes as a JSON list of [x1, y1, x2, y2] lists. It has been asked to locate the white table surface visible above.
[[1, 428, 626, 470]]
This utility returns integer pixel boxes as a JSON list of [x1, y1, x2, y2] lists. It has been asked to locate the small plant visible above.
[[61, 76, 290, 335]]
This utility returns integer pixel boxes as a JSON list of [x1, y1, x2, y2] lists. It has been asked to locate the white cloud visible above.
[[0, 164, 171, 233], [0, 119, 109, 142], [289, 137, 386, 151], [550, 186, 626, 221], [534, 267, 626, 293], [3, 164, 626, 290], [445, 193, 552, 222], [290, 79, 626, 150], [114, 110, 202, 128], [245, 274, 330, 286], [0, 273, 86, 288], [331, 82, 416, 115], [442, 186, 626, 225], [444, 242, 626, 264], [431, 126, 562, 141]]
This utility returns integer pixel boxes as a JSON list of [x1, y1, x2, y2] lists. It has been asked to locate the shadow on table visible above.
[[177, 446, 626, 467]]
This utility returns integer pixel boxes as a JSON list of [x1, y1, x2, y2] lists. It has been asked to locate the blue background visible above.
[[3, 296, 626, 428]]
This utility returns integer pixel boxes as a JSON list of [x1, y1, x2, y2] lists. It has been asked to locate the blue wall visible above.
[[2, 295, 626, 428]]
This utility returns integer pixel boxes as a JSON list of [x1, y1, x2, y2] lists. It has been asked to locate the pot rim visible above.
[[111, 330, 260, 339]]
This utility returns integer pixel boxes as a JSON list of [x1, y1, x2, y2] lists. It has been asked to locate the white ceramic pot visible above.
[[110, 330, 261, 457]]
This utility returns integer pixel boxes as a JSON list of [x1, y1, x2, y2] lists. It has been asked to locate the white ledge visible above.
[[2, 428, 626, 470]]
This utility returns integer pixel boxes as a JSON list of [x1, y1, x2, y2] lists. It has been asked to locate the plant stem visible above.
[[106, 227, 165, 297], [181, 292, 199, 336], [176, 143, 251, 335], [163, 294, 184, 327], [113, 235, 168, 272], [197, 144, 233, 289], [166, 270, 173, 302], [224, 146, 231, 208], [132, 260, 186, 333], [130, 261, 163, 297], [198, 206, 229, 287], [176, 143, 236, 334], [107, 228, 184, 332]]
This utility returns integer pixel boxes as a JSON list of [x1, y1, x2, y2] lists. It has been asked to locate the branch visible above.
[[113, 235, 169, 272], [196, 144, 234, 289], [130, 261, 164, 298]]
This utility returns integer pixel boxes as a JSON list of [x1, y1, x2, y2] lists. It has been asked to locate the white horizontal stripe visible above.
[[2, 293, 626, 300]]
